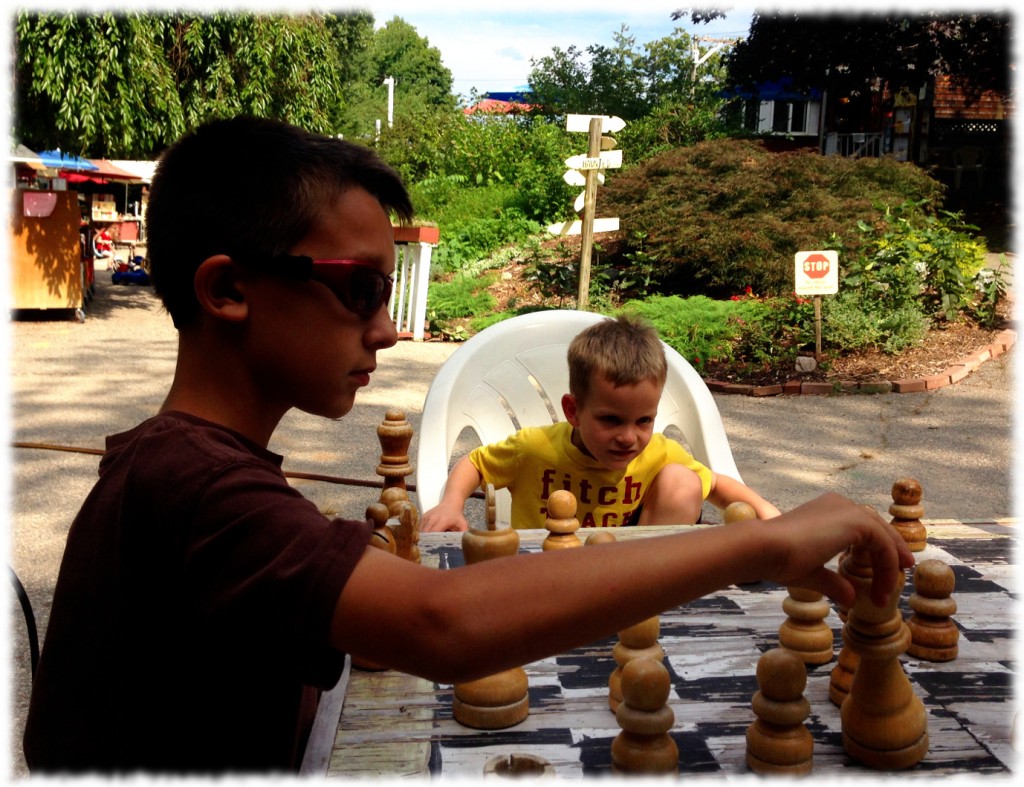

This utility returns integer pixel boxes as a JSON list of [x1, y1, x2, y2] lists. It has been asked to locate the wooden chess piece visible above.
[[366, 502, 396, 555], [379, 486, 410, 519], [829, 550, 859, 706], [839, 546, 929, 769], [906, 559, 959, 662], [376, 409, 414, 492], [779, 586, 835, 665], [585, 530, 617, 546], [611, 657, 678, 774], [889, 478, 927, 551], [542, 490, 583, 550], [724, 501, 761, 586], [746, 647, 813, 775], [609, 615, 663, 712], [453, 485, 528, 729], [393, 500, 421, 564], [724, 500, 757, 523]]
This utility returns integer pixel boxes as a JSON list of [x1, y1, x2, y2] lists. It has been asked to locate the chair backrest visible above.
[[414, 310, 742, 526], [8, 565, 39, 679]]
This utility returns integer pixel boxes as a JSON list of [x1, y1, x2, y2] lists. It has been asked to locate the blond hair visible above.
[[567, 314, 667, 404]]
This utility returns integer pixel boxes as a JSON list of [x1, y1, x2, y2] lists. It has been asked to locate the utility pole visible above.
[[383, 76, 395, 128], [690, 36, 737, 95]]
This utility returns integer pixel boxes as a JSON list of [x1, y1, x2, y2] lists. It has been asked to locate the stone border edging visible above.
[[703, 328, 1017, 397]]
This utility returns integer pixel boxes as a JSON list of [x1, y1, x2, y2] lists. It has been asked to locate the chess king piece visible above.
[[542, 489, 583, 550], [611, 656, 678, 775], [906, 559, 959, 662], [746, 647, 813, 776], [779, 586, 835, 665], [609, 615, 664, 712], [889, 478, 927, 551], [376, 409, 414, 492], [839, 546, 929, 769], [453, 485, 529, 729], [829, 550, 859, 706]]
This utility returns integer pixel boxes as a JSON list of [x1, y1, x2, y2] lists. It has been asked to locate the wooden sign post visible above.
[[549, 114, 626, 311]]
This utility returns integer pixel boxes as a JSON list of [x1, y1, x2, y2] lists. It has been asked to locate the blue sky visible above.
[[357, 2, 755, 99]]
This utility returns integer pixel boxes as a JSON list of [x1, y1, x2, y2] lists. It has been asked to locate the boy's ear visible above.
[[561, 393, 580, 426], [193, 255, 248, 322]]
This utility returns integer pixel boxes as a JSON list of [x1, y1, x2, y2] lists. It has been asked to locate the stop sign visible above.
[[803, 253, 831, 279], [795, 250, 839, 295]]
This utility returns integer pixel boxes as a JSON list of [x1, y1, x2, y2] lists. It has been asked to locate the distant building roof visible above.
[[463, 98, 537, 115]]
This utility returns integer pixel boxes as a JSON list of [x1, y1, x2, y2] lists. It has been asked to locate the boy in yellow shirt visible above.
[[422, 314, 780, 531]]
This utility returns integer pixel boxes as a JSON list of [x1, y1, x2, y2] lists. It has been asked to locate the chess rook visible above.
[[889, 478, 927, 551], [611, 657, 678, 774], [906, 559, 959, 662], [746, 647, 813, 776], [542, 490, 583, 550], [839, 547, 929, 769], [779, 586, 835, 665], [609, 616, 664, 712]]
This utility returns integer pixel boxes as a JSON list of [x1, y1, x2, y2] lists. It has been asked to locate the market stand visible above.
[[8, 148, 152, 321]]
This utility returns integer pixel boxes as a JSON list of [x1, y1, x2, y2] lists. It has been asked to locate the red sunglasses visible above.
[[243, 255, 393, 318]]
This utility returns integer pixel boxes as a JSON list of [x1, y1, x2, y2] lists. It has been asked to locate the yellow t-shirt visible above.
[[469, 422, 712, 529]]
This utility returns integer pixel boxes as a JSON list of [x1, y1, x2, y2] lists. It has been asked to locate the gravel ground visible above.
[[6, 273, 1016, 777]]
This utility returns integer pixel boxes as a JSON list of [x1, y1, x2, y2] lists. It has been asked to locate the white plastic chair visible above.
[[414, 310, 742, 526]]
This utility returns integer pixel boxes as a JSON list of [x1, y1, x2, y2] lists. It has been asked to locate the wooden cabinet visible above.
[[9, 189, 84, 316]]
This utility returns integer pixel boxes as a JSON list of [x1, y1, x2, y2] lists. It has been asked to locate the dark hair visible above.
[[145, 115, 414, 328]]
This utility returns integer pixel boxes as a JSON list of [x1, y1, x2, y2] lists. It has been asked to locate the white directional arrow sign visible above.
[[565, 114, 627, 134], [564, 150, 623, 170], [563, 169, 604, 187], [547, 217, 620, 236], [574, 190, 586, 213]]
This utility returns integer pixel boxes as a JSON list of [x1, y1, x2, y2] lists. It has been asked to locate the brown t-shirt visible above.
[[24, 412, 372, 773]]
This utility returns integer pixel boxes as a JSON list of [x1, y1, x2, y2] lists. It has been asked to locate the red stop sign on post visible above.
[[803, 253, 831, 279], [794, 250, 839, 295]]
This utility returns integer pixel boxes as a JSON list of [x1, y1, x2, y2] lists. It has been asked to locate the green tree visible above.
[[13, 10, 373, 158], [723, 11, 1012, 103], [335, 17, 456, 142]]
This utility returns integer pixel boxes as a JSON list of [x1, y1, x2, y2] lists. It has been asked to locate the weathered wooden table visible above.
[[308, 521, 1016, 778]]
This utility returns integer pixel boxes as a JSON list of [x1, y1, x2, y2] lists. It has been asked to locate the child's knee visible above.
[[641, 465, 704, 524]]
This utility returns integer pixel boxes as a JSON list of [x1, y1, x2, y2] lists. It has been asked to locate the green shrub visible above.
[[822, 290, 930, 353], [600, 138, 945, 297], [427, 273, 497, 320], [618, 295, 754, 373], [831, 201, 1000, 324]]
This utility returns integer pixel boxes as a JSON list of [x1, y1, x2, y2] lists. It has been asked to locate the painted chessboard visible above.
[[325, 522, 1017, 778]]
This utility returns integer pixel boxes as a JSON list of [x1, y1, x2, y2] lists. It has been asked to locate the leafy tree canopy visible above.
[[527, 24, 728, 119], [723, 10, 1012, 103], [12, 10, 453, 159]]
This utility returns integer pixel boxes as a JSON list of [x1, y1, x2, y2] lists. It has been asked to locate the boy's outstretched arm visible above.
[[707, 472, 782, 519], [420, 456, 484, 532], [331, 492, 912, 684]]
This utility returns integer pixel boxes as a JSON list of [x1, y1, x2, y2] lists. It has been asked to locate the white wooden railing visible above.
[[389, 226, 439, 341], [823, 132, 884, 158]]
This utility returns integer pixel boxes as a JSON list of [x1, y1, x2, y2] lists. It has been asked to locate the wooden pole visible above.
[[577, 117, 603, 310], [814, 295, 823, 362]]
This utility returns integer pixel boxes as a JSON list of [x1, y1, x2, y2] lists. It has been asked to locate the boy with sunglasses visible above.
[[24, 115, 913, 774]]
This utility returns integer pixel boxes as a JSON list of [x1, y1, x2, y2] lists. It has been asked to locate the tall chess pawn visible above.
[[906, 559, 959, 662], [779, 587, 835, 665], [543, 490, 583, 550], [840, 547, 929, 769], [746, 647, 814, 776], [889, 478, 927, 551], [454, 485, 529, 729], [609, 615, 664, 712], [611, 657, 678, 775], [376, 409, 414, 492]]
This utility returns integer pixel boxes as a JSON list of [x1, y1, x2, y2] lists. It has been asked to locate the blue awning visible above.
[[721, 78, 822, 102], [38, 150, 98, 171]]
